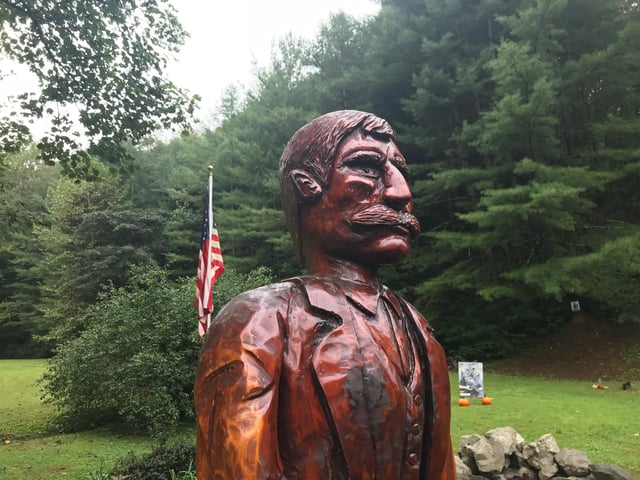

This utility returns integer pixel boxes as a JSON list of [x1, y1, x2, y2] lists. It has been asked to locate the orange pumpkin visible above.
[[481, 397, 493, 405], [458, 398, 470, 406]]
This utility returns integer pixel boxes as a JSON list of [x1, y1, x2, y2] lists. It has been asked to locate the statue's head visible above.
[[279, 110, 420, 269]]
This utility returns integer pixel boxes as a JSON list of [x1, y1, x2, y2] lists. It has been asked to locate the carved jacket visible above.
[[195, 275, 456, 480]]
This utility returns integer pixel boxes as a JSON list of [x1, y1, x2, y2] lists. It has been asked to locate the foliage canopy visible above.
[[0, 0, 196, 176], [2, 0, 639, 365]]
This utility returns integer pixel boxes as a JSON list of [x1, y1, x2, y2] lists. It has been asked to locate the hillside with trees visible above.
[[1, 0, 639, 431]]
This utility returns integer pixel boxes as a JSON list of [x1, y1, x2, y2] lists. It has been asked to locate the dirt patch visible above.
[[487, 313, 640, 382]]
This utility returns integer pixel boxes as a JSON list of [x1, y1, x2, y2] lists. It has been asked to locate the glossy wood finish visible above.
[[195, 111, 456, 479]]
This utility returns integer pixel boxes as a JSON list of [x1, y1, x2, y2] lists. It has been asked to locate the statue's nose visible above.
[[383, 164, 411, 211]]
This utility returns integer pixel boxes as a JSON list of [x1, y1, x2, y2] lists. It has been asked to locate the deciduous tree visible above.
[[0, 0, 197, 177]]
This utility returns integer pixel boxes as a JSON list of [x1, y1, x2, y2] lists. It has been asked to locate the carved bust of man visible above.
[[195, 110, 456, 480]]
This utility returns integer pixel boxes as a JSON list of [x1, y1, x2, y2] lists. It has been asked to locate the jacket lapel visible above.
[[300, 277, 378, 480]]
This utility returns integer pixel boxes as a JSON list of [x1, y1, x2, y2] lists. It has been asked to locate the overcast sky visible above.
[[169, 0, 380, 123]]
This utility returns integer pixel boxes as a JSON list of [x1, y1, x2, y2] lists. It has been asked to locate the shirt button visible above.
[[408, 453, 420, 465], [413, 394, 422, 405], [411, 423, 421, 435]]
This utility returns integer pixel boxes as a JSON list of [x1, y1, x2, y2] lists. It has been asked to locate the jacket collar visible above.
[[291, 275, 434, 337], [293, 274, 402, 319]]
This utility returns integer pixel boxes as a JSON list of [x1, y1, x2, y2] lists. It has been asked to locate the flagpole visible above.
[[206, 165, 214, 331], [196, 165, 224, 338]]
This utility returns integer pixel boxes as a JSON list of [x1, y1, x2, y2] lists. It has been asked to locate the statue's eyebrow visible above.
[[337, 147, 382, 166]]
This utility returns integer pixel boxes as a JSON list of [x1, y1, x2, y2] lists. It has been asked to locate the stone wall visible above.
[[456, 427, 637, 480]]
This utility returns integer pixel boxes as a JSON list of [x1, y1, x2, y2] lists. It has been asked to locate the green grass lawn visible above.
[[450, 373, 640, 476], [0, 359, 153, 479], [1, 360, 639, 478], [1, 359, 55, 438]]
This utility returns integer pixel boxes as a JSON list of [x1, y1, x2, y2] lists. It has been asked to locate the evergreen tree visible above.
[[36, 162, 166, 343], [0, 150, 55, 356], [407, 0, 640, 356]]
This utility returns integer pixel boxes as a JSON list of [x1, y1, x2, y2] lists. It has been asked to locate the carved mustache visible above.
[[349, 205, 421, 239]]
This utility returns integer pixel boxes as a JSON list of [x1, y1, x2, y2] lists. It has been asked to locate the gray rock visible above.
[[461, 434, 485, 451], [522, 434, 560, 480], [540, 462, 560, 480], [456, 455, 476, 480], [467, 435, 509, 474], [555, 449, 592, 477], [486, 427, 526, 457], [590, 464, 637, 480], [461, 434, 484, 471], [523, 434, 561, 469]]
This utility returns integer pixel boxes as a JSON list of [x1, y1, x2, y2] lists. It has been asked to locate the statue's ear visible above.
[[291, 169, 323, 200]]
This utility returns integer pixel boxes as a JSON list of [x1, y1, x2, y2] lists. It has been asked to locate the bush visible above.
[[421, 290, 566, 360], [111, 443, 195, 480], [41, 264, 273, 440]]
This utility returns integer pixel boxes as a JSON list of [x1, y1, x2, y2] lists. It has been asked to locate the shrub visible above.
[[111, 443, 195, 480], [421, 290, 566, 360], [41, 264, 273, 440]]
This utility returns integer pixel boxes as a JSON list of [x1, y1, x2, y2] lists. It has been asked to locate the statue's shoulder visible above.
[[215, 275, 343, 323], [205, 280, 300, 346], [216, 279, 301, 318]]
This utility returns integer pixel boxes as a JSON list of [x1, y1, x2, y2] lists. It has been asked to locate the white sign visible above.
[[458, 362, 484, 398]]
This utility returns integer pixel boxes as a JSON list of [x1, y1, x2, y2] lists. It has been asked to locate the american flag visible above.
[[195, 178, 224, 337]]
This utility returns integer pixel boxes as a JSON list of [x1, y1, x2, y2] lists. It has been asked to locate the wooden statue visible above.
[[195, 110, 456, 479]]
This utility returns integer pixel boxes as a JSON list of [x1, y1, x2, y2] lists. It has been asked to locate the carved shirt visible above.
[[195, 275, 456, 480]]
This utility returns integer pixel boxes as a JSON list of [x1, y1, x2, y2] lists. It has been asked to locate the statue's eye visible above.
[[345, 155, 382, 178]]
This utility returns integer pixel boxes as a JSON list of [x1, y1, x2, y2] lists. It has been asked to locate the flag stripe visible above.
[[195, 182, 224, 338]]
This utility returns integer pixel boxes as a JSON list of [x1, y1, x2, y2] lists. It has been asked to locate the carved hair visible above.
[[278, 110, 395, 259]]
